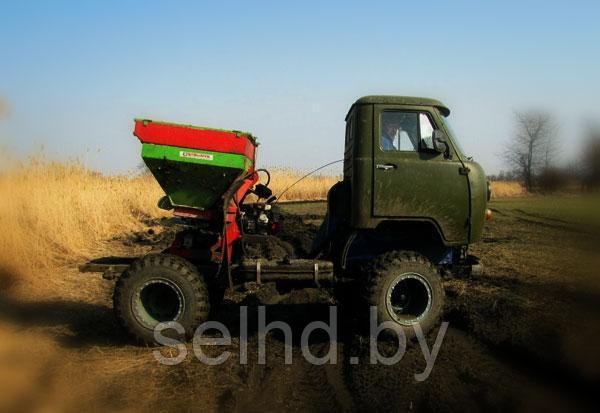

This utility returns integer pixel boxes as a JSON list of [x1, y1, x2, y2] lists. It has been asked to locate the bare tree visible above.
[[502, 111, 558, 192], [580, 126, 600, 190]]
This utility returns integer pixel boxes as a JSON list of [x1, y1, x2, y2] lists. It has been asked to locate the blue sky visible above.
[[1, 0, 599, 174]]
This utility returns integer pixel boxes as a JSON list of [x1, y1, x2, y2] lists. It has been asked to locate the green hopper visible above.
[[134, 119, 258, 211]]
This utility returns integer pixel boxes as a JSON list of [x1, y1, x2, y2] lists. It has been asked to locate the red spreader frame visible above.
[[167, 173, 258, 266]]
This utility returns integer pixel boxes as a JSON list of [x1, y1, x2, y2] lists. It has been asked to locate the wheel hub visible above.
[[133, 279, 185, 329], [386, 272, 432, 325]]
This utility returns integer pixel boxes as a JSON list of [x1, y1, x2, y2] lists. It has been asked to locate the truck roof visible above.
[[347, 95, 451, 118]]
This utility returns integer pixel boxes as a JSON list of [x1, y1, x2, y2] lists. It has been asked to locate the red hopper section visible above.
[[133, 119, 257, 161]]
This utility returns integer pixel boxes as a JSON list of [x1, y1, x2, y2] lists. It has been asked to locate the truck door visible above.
[[372, 106, 470, 243]]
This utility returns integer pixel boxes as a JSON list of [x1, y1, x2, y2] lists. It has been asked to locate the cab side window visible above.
[[380, 111, 438, 152], [345, 114, 354, 147], [380, 112, 419, 151], [344, 113, 355, 177], [419, 113, 435, 151]]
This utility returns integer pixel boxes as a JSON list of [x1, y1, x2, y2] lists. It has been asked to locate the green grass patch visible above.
[[490, 195, 600, 227]]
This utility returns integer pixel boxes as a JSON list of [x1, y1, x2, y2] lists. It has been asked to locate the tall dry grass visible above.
[[0, 158, 166, 285], [262, 167, 341, 201], [490, 181, 526, 198]]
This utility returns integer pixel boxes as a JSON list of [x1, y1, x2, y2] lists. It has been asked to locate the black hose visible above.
[[255, 168, 271, 186], [231, 192, 250, 257], [239, 168, 272, 205]]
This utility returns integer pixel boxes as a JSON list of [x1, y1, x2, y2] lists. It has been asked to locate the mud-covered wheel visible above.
[[365, 251, 444, 340], [113, 253, 210, 344]]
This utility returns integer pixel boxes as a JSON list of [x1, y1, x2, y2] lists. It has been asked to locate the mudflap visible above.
[[450, 254, 484, 278]]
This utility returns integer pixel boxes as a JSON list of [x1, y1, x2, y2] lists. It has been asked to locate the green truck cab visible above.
[[319, 96, 489, 268], [344, 95, 487, 244]]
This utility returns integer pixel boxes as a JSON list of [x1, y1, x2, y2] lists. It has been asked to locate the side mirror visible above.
[[432, 130, 451, 158], [157, 195, 174, 210]]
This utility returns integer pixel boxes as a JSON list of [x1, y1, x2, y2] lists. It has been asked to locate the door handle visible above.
[[376, 163, 396, 170]]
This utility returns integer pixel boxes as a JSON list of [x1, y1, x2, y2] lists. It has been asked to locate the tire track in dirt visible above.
[[225, 340, 353, 412], [444, 275, 599, 410]]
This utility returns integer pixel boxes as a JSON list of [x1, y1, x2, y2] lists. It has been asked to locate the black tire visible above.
[[364, 251, 444, 340], [113, 253, 210, 345]]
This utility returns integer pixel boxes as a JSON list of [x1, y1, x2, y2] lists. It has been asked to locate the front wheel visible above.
[[364, 251, 444, 340], [113, 253, 210, 344]]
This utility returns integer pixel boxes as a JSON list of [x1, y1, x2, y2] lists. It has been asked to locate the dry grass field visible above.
[[0, 159, 166, 287], [0, 159, 598, 412], [263, 167, 341, 201], [489, 180, 526, 197]]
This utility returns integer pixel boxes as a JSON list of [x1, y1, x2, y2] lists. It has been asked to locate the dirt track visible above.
[[0, 200, 599, 412]]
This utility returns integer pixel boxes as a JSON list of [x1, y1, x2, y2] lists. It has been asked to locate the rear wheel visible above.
[[113, 253, 210, 344], [365, 251, 444, 340]]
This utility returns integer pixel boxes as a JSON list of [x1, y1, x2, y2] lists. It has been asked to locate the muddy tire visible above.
[[364, 251, 444, 340], [113, 253, 210, 345]]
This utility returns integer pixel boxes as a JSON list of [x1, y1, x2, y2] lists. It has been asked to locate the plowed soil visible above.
[[0, 199, 598, 412]]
